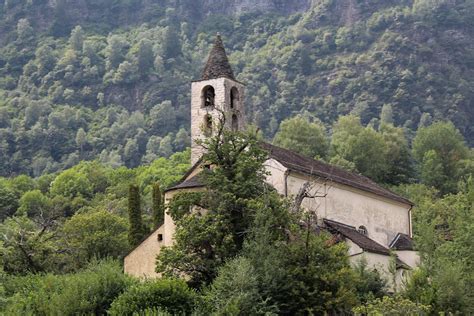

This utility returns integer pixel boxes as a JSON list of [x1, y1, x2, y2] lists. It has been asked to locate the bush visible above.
[[3, 259, 133, 315], [108, 278, 197, 315], [353, 295, 431, 315]]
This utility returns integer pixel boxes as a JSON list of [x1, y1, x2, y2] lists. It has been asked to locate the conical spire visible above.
[[201, 34, 235, 80]]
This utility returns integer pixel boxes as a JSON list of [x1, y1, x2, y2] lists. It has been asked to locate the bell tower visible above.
[[190, 34, 245, 165]]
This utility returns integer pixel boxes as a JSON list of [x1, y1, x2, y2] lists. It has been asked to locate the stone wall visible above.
[[190, 78, 245, 165]]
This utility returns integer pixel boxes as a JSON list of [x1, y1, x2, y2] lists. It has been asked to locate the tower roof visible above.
[[201, 34, 235, 80]]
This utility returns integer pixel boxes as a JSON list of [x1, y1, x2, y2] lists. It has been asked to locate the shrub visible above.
[[108, 278, 197, 315], [3, 259, 133, 315], [353, 295, 431, 315]]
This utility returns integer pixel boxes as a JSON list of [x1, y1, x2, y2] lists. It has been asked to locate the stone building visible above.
[[124, 35, 419, 289]]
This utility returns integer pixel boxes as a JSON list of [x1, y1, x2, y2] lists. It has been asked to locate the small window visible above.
[[204, 114, 213, 136], [358, 226, 368, 236], [230, 87, 239, 109], [231, 114, 238, 131], [157, 234, 163, 242], [202, 86, 215, 108]]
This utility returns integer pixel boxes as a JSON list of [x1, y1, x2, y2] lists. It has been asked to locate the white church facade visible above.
[[124, 35, 419, 290]]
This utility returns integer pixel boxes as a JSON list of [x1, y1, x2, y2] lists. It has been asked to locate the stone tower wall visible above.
[[191, 78, 245, 165]]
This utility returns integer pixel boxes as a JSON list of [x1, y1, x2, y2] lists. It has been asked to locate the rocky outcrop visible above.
[[198, 0, 312, 16]]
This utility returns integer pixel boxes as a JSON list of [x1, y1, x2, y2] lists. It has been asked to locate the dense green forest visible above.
[[0, 0, 473, 176], [1, 116, 473, 314], [1, 0, 474, 314]]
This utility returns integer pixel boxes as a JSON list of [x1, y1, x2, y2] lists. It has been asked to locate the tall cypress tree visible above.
[[128, 184, 145, 246], [152, 182, 164, 229]]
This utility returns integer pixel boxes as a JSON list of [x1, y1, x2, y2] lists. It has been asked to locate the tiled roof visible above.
[[323, 219, 390, 255], [165, 143, 412, 206], [166, 174, 205, 191], [389, 233, 414, 251], [260, 142, 413, 205], [201, 34, 235, 80]]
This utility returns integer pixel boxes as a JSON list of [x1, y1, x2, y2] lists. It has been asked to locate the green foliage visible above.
[[0, 184, 18, 220], [204, 256, 278, 315], [413, 121, 471, 194], [353, 295, 431, 315], [17, 190, 51, 218], [50, 168, 93, 199], [0, 0, 473, 176], [62, 210, 128, 267], [0, 216, 60, 274], [128, 185, 146, 247], [157, 125, 268, 287], [330, 115, 413, 183], [2, 259, 133, 315], [273, 115, 329, 159], [352, 258, 388, 304], [151, 183, 164, 229], [108, 278, 197, 316]]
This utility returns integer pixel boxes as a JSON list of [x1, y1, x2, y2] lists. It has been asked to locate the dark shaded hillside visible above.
[[0, 0, 473, 176]]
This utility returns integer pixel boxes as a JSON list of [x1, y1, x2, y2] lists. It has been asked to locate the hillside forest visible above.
[[0, 0, 473, 315]]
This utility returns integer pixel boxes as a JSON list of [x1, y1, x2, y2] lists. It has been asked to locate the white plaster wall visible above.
[[279, 171, 411, 248], [191, 78, 245, 165], [124, 225, 164, 278], [263, 159, 287, 194], [395, 250, 420, 268], [346, 239, 364, 256]]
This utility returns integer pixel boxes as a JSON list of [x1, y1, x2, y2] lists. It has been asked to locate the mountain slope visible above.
[[0, 0, 473, 176]]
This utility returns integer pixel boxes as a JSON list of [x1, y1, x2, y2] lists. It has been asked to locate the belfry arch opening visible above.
[[231, 114, 238, 131], [204, 114, 213, 136], [202, 85, 215, 108], [230, 87, 239, 109]]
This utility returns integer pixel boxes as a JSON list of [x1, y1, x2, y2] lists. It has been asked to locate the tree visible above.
[[128, 185, 146, 247], [330, 115, 388, 182], [62, 210, 128, 268], [105, 34, 127, 70], [17, 190, 51, 218], [413, 121, 470, 194], [157, 123, 268, 287], [380, 103, 394, 125], [50, 168, 93, 199], [379, 123, 414, 184], [136, 39, 154, 75], [206, 186, 360, 314], [0, 183, 18, 220], [0, 216, 59, 274], [273, 115, 329, 159], [149, 101, 177, 135], [75, 128, 87, 156], [35, 45, 57, 75], [174, 128, 190, 152], [16, 18, 33, 42], [69, 26, 84, 52], [158, 134, 174, 158], [152, 183, 164, 229]]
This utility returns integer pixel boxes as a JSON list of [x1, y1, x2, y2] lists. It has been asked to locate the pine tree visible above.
[[128, 184, 145, 246], [152, 182, 164, 228]]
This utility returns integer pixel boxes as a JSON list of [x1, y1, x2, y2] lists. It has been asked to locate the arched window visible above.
[[204, 114, 213, 136], [202, 86, 215, 108], [230, 87, 239, 109], [232, 114, 238, 131], [358, 226, 368, 236]]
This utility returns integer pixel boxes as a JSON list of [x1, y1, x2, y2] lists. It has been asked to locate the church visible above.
[[124, 35, 419, 289]]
